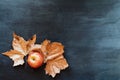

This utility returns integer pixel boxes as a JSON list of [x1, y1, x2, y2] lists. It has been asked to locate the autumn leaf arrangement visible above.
[[2, 33, 69, 78]]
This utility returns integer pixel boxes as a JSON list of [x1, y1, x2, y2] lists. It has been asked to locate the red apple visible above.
[[27, 51, 44, 68]]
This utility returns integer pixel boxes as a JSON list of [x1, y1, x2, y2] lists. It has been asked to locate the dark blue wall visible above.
[[0, 0, 120, 80]]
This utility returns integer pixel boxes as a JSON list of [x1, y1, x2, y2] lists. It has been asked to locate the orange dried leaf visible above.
[[29, 44, 41, 52], [45, 55, 69, 77], [44, 41, 69, 77], [2, 50, 24, 66], [27, 34, 36, 51], [12, 33, 37, 56], [2, 33, 37, 67], [12, 33, 27, 55], [46, 42, 64, 61], [41, 39, 50, 56]]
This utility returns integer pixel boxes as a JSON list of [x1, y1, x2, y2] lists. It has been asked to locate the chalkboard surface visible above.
[[0, 0, 120, 80]]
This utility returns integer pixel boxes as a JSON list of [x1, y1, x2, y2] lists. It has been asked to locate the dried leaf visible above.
[[46, 42, 64, 61], [29, 44, 41, 52], [12, 33, 27, 56], [41, 39, 50, 56], [43, 41, 69, 77], [26, 34, 36, 51], [3, 33, 37, 66], [2, 50, 24, 66], [45, 55, 69, 77]]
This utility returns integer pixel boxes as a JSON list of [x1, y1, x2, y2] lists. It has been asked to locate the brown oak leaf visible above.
[[41, 40, 69, 77], [2, 33, 37, 66]]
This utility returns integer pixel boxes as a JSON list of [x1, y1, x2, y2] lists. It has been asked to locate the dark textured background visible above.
[[0, 0, 120, 80]]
